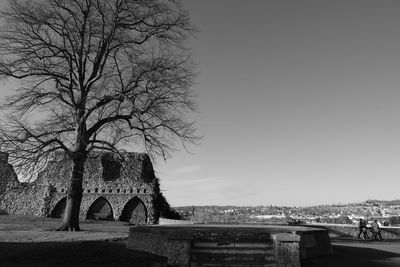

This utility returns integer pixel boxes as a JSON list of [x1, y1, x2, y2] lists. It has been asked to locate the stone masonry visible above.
[[0, 151, 159, 224]]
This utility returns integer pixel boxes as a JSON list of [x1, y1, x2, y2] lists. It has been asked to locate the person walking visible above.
[[357, 219, 370, 239], [371, 219, 384, 241], [357, 218, 363, 239]]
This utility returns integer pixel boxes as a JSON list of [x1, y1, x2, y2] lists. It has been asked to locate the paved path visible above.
[[303, 237, 400, 267]]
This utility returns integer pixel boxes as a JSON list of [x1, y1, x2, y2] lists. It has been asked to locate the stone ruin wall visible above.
[[0, 151, 159, 224], [0, 152, 19, 196], [0, 182, 52, 217]]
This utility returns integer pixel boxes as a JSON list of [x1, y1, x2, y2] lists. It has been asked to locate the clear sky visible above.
[[2, 0, 400, 207], [156, 0, 400, 207]]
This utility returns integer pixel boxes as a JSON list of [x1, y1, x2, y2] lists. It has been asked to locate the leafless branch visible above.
[[0, 0, 199, 176]]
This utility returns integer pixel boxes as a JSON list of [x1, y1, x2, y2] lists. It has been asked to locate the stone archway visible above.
[[120, 197, 148, 224], [50, 197, 66, 218], [86, 197, 114, 220]]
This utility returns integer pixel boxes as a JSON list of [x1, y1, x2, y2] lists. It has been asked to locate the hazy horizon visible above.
[[172, 198, 400, 208]]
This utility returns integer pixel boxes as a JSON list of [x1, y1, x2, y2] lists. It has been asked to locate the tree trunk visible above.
[[58, 153, 86, 231]]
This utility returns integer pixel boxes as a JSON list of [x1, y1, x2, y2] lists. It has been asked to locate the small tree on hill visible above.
[[0, 0, 198, 231]]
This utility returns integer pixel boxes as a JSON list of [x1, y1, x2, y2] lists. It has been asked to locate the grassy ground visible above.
[[0, 215, 130, 242], [0, 215, 166, 267]]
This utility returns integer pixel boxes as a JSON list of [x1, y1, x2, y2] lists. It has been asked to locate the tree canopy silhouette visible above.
[[0, 0, 198, 231]]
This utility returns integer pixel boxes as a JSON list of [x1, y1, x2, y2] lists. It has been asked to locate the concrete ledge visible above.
[[126, 224, 332, 267]]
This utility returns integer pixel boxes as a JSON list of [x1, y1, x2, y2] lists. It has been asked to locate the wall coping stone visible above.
[[273, 232, 301, 242]]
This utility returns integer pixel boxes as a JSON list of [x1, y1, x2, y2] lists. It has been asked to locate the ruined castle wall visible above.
[[36, 152, 155, 195], [0, 152, 19, 197], [80, 193, 154, 221], [0, 183, 54, 217], [43, 152, 157, 222], [49, 191, 155, 222], [1, 151, 159, 223]]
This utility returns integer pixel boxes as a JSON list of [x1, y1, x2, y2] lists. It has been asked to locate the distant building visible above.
[[0, 151, 160, 224]]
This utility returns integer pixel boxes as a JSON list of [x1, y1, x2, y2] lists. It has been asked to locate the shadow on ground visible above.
[[2, 237, 400, 267], [0, 240, 166, 267], [303, 244, 400, 267]]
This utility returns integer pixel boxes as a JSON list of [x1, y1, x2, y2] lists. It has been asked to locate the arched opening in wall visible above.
[[120, 197, 148, 225], [86, 197, 114, 221], [50, 197, 66, 218]]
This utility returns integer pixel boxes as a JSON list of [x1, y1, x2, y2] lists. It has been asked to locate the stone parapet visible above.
[[127, 225, 332, 267], [273, 233, 300, 267]]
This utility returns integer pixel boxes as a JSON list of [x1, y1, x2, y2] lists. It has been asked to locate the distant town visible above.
[[174, 199, 400, 226]]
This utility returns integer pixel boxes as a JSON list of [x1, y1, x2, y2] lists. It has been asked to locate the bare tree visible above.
[[0, 0, 198, 231]]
